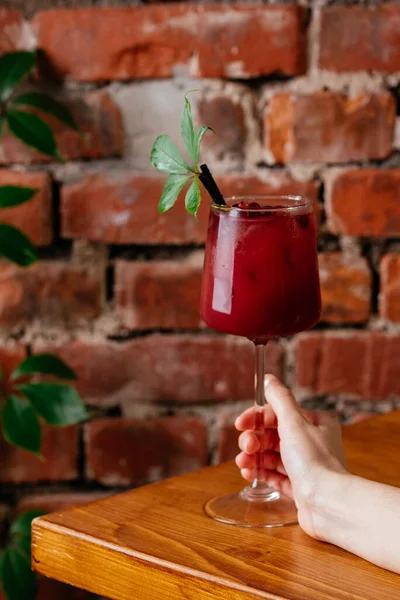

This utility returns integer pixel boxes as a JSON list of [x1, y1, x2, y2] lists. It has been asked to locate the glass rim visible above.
[[211, 194, 311, 213]]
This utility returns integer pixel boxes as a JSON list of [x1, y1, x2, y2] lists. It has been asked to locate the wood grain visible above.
[[32, 411, 400, 600]]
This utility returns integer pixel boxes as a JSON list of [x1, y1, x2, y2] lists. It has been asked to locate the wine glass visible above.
[[200, 195, 321, 527]]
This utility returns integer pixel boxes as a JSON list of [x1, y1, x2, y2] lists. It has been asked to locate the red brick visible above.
[[319, 5, 400, 73], [86, 417, 208, 486], [216, 422, 240, 463], [0, 90, 123, 164], [34, 6, 306, 82], [197, 6, 307, 78], [295, 332, 400, 400], [0, 171, 52, 245], [294, 333, 321, 392], [265, 92, 395, 164], [319, 253, 371, 323], [0, 261, 103, 327], [61, 173, 320, 245], [17, 492, 110, 515], [62, 174, 209, 245], [0, 344, 26, 387], [327, 169, 400, 237], [0, 9, 23, 55], [197, 95, 247, 162], [380, 254, 400, 322], [0, 424, 78, 483], [115, 255, 203, 330], [34, 335, 283, 406]]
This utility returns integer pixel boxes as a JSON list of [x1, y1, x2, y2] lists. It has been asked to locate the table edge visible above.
[[32, 517, 283, 600]]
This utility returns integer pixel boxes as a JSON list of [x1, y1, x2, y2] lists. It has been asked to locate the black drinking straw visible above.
[[199, 164, 226, 206]]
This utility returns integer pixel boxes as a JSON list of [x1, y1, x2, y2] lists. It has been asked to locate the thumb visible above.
[[264, 375, 304, 427]]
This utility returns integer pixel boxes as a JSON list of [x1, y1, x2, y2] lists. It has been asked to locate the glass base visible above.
[[204, 485, 298, 528]]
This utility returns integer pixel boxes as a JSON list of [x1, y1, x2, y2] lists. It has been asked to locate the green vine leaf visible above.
[[12, 92, 78, 130], [1, 510, 45, 600], [1, 546, 36, 600], [2, 395, 41, 455], [0, 224, 38, 267], [10, 511, 46, 538], [0, 51, 36, 102], [12, 354, 77, 381], [7, 109, 63, 161], [0, 185, 37, 209], [18, 382, 88, 426], [158, 173, 192, 213]]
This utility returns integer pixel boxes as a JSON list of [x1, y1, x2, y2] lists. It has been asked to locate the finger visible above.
[[240, 468, 254, 482], [235, 405, 277, 432], [264, 375, 304, 426], [236, 451, 254, 470], [236, 450, 286, 473], [264, 470, 294, 501], [265, 428, 280, 451], [238, 431, 260, 454], [238, 429, 278, 453], [275, 455, 287, 476], [240, 467, 294, 500], [263, 451, 285, 472]]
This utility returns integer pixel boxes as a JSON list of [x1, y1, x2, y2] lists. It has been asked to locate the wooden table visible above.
[[32, 412, 400, 600]]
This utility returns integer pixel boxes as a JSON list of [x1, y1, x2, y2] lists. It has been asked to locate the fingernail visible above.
[[244, 440, 251, 453], [264, 374, 274, 390]]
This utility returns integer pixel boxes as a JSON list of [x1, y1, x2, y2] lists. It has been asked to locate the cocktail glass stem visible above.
[[241, 342, 280, 502], [253, 343, 268, 488]]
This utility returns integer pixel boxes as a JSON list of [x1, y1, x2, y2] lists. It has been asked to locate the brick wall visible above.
[[1, 2, 400, 597]]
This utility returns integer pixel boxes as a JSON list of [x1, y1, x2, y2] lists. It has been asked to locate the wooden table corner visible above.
[[32, 411, 400, 600]]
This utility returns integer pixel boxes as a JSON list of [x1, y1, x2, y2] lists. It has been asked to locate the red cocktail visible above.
[[201, 195, 321, 527], [201, 198, 320, 341]]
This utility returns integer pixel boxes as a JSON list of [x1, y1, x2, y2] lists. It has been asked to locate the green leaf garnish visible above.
[[7, 109, 63, 161], [185, 177, 201, 216], [151, 91, 215, 215], [0, 223, 38, 267], [181, 93, 197, 166], [2, 396, 41, 455], [0, 185, 37, 208], [194, 126, 214, 163], [150, 135, 192, 174], [18, 382, 89, 426], [12, 92, 78, 130], [158, 173, 192, 213]]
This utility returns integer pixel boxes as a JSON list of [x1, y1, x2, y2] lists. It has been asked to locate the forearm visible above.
[[313, 472, 400, 573]]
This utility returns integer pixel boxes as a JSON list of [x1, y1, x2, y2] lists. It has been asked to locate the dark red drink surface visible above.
[[200, 202, 321, 342]]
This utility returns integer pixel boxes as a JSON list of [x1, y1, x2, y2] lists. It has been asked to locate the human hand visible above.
[[235, 375, 348, 538]]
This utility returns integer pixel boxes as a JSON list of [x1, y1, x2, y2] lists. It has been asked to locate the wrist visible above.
[[309, 469, 353, 542]]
